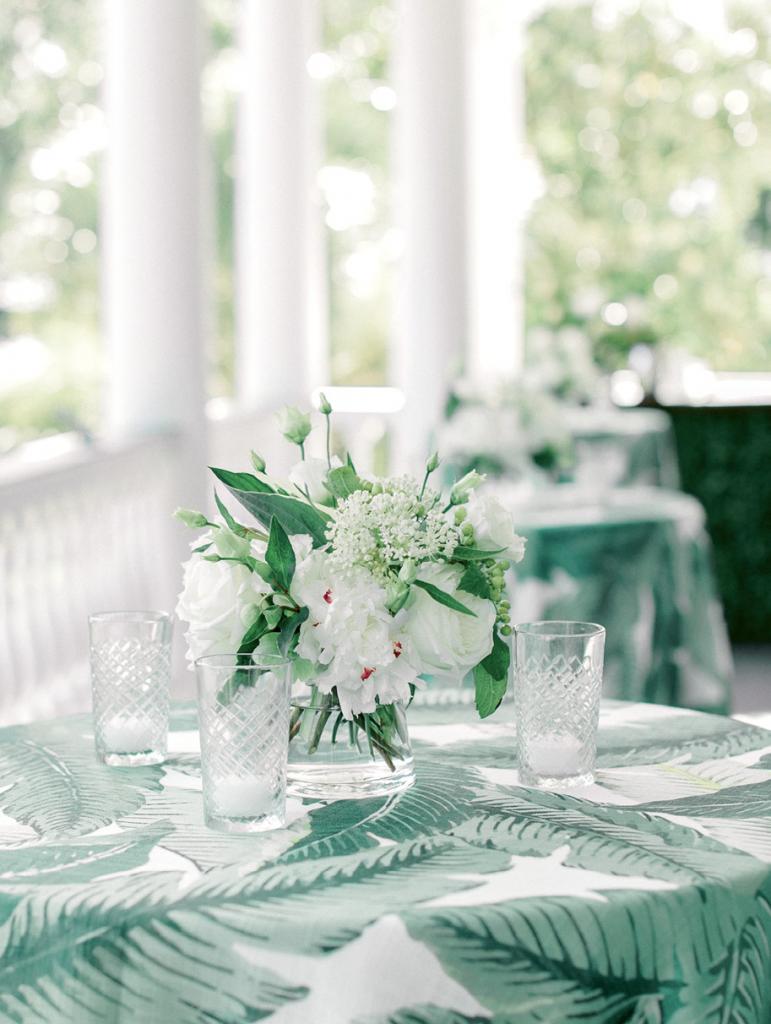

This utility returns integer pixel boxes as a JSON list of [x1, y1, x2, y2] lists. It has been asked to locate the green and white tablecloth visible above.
[[504, 485, 733, 715], [566, 406, 680, 489], [2, 700, 771, 1023]]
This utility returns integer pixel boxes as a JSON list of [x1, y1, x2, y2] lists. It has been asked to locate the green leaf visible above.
[[237, 615, 267, 654], [224, 489, 331, 548], [209, 466, 273, 493], [263, 606, 283, 629], [325, 465, 364, 500], [279, 607, 309, 656], [452, 545, 506, 561], [254, 632, 282, 660], [292, 656, 316, 681], [474, 661, 508, 718], [250, 559, 274, 584], [479, 629, 510, 682], [214, 491, 246, 535], [458, 563, 492, 600], [265, 517, 295, 592], [413, 579, 477, 617]]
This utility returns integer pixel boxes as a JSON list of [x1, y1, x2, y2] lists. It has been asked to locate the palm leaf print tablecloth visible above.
[[565, 406, 680, 490], [506, 486, 733, 714], [1, 700, 770, 1023]]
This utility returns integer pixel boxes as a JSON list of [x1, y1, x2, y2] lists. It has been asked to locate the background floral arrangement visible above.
[[440, 376, 575, 481], [175, 397, 526, 749]]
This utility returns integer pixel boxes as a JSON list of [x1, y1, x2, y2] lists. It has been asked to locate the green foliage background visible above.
[[526, 2, 771, 373], [1, 0, 770, 449]]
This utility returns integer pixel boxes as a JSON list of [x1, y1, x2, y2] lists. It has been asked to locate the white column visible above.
[[235, 0, 325, 409], [392, 0, 468, 473], [466, 0, 525, 380], [102, 0, 207, 510]]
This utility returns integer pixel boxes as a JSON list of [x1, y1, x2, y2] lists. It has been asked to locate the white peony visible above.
[[465, 491, 526, 563], [292, 546, 421, 718], [402, 562, 496, 676], [176, 527, 271, 665], [288, 456, 342, 505]]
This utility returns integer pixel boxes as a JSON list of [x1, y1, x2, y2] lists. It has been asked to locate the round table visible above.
[[565, 406, 680, 489], [501, 485, 733, 714], [1, 701, 771, 1023]]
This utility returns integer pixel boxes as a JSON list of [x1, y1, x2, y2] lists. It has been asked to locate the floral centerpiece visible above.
[[176, 397, 525, 796]]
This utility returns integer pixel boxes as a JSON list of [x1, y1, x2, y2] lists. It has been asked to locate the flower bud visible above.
[[385, 580, 410, 615], [276, 406, 312, 447], [318, 392, 333, 416], [174, 507, 208, 528], [425, 451, 440, 474], [250, 450, 266, 473], [399, 559, 417, 585], [450, 470, 485, 505]]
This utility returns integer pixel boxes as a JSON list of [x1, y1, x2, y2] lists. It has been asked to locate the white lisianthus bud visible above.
[[250, 450, 266, 473], [385, 579, 410, 614], [425, 451, 440, 474], [465, 491, 526, 563], [277, 406, 312, 447], [450, 470, 485, 506], [399, 559, 417, 584], [174, 507, 208, 528], [318, 392, 333, 416]]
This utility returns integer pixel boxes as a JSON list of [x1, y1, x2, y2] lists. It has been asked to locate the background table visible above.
[[1, 701, 771, 1023], [503, 485, 733, 714], [566, 405, 680, 489]]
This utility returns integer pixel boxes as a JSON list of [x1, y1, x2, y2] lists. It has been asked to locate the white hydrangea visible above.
[[326, 476, 460, 580], [292, 545, 421, 718]]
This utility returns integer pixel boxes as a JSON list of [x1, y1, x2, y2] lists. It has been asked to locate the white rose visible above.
[[402, 562, 495, 675], [288, 456, 342, 505], [176, 534, 271, 664], [465, 492, 526, 563]]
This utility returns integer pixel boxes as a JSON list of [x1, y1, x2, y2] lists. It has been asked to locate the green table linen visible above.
[[507, 486, 733, 714], [566, 406, 680, 489], [1, 700, 770, 1023]]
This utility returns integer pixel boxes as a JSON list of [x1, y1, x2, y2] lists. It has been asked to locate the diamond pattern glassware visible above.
[[195, 653, 291, 834], [89, 611, 172, 767], [515, 621, 605, 788]]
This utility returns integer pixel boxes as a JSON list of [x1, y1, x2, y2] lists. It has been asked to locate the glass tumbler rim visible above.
[[515, 620, 605, 640], [89, 610, 172, 624], [195, 652, 292, 671]]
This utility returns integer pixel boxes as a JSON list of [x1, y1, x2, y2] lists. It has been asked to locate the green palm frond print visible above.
[[0, 701, 770, 1023]]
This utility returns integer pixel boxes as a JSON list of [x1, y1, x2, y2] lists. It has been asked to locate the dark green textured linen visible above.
[[508, 486, 732, 714], [1, 700, 770, 1023]]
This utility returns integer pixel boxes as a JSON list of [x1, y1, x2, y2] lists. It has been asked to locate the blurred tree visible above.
[[526, 0, 771, 372]]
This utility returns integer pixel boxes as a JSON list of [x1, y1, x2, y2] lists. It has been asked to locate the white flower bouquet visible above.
[[176, 397, 525, 771]]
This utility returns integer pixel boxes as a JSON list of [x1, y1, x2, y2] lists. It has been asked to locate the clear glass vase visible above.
[[287, 695, 415, 800]]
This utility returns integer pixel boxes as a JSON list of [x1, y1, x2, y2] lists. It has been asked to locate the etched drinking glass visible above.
[[195, 653, 291, 834], [514, 621, 605, 788], [89, 611, 172, 766]]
